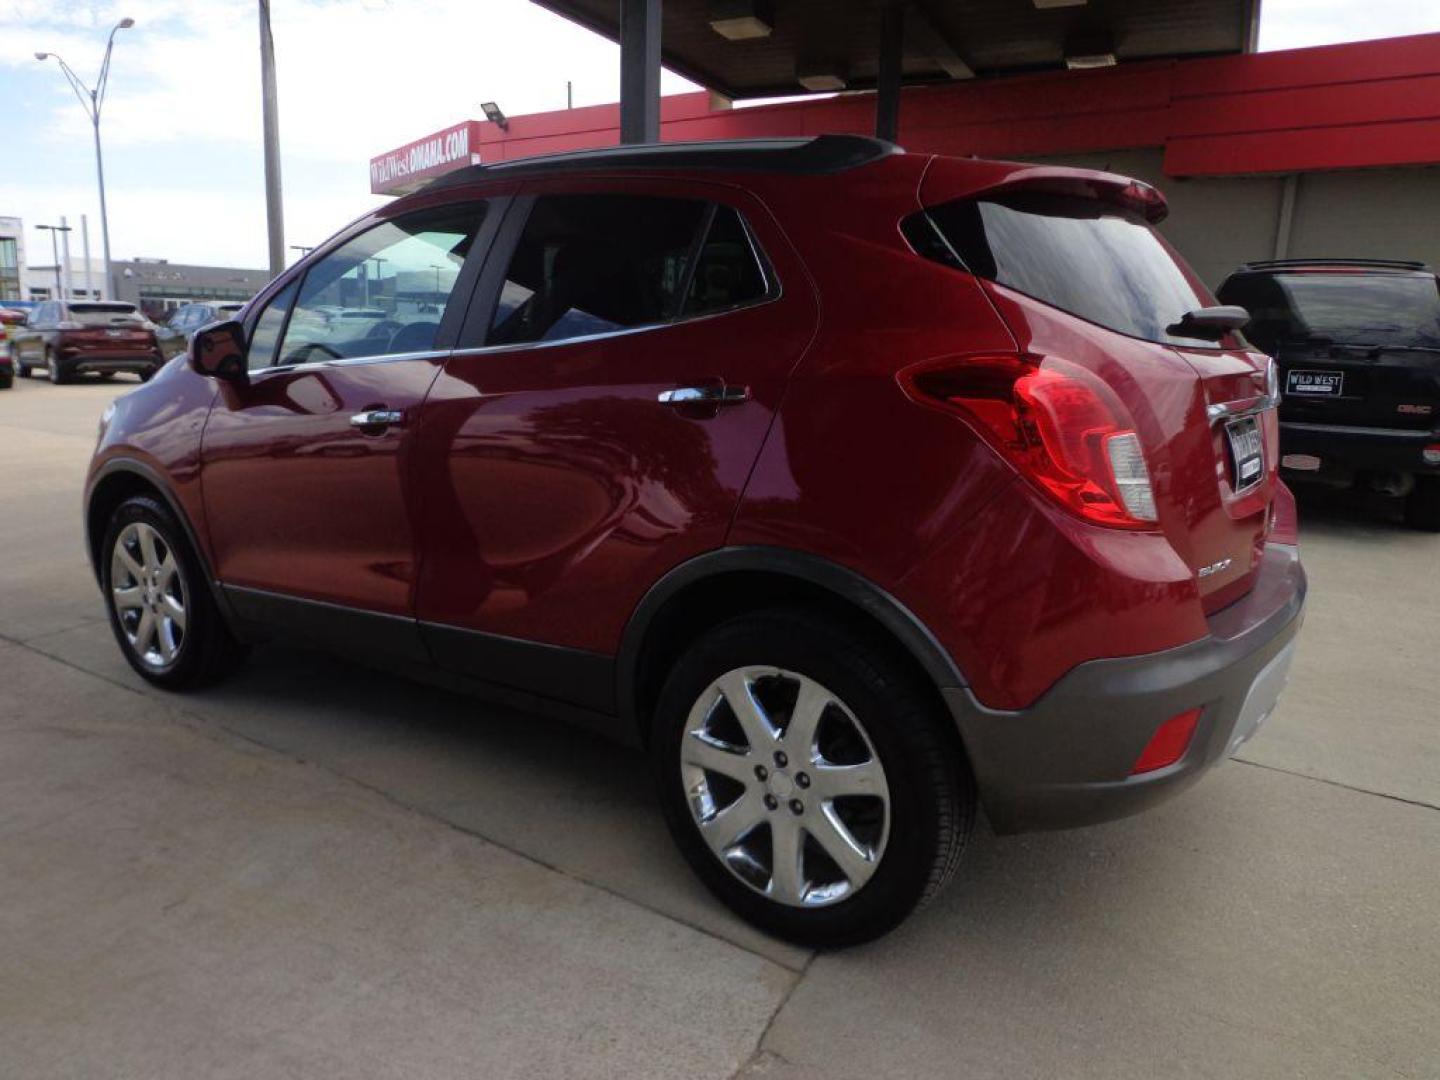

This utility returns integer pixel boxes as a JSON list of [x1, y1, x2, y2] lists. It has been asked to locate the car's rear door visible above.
[[200, 199, 502, 656], [410, 178, 816, 711]]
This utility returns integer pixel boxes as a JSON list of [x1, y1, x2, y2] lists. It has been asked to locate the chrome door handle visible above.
[[349, 409, 404, 428], [657, 385, 749, 406]]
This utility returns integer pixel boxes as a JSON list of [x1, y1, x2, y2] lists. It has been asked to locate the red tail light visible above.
[[902, 353, 1159, 529], [1130, 707, 1202, 774]]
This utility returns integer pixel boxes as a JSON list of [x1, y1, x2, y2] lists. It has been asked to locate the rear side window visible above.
[[685, 206, 770, 316], [921, 193, 1215, 348], [1217, 272, 1440, 354], [488, 195, 771, 346]]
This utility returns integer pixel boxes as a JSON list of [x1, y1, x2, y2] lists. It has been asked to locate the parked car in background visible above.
[[0, 308, 24, 389], [155, 301, 248, 360], [11, 299, 162, 384], [1218, 259, 1440, 529], [85, 136, 1305, 946]]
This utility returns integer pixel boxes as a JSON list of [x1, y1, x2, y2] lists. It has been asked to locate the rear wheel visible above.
[[102, 495, 247, 689], [14, 344, 32, 379], [652, 608, 974, 947], [1405, 476, 1440, 531], [46, 348, 71, 385]]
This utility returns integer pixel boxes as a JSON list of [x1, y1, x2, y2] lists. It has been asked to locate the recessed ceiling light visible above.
[[1065, 52, 1116, 69], [710, 1, 773, 41]]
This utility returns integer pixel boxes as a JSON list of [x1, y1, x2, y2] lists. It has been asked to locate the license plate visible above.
[[1226, 416, 1264, 492], [1287, 369, 1343, 396]]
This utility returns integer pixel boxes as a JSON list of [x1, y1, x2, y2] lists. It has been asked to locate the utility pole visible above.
[[259, 0, 285, 277], [35, 17, 133, 300], [60, 215, 74, 299], [36, 224, 72, 300], [81, 215, 95, 299]]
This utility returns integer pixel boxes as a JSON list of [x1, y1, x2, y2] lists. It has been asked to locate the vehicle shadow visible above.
[[1293, 482, 1411, 538]]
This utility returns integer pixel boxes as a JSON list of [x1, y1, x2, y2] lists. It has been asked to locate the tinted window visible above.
[[926, 193, 1215, 347], [684, 205, 769, 316], [68, 302, 145, 327], [275, 204, 486, 365], [1218, 272, 1440, 353], [489, 194, 709, 346], [247, 280, 299, 371]]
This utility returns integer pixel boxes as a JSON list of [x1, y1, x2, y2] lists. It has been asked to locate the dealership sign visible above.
[[370, 121, 483, 195]]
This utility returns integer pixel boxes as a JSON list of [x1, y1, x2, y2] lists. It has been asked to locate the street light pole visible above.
[[259, 0, 286, 277], [35, 17, 133, 301], [36, 224, 73, 300]]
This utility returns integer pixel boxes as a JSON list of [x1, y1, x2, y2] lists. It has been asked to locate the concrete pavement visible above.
[[2, 373, 1437, 1078]]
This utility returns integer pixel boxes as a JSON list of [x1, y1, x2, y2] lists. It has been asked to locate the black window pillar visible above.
[[876, 3, 904, 143], [620, 0, 661, 144]]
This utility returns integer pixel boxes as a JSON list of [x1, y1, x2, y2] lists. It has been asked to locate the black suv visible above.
[[1217, 259, 1440, 530]]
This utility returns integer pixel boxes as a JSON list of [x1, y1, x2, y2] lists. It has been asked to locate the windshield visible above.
[[926, 192, 1217, 348], [69, 303, 144, 326], [1218, 272, 1440, 352]]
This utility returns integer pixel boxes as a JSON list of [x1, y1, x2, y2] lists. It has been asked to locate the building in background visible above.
[[369, 32, 1440, 287], [111, 259, 269, 320], [0, 217, 23, 302]]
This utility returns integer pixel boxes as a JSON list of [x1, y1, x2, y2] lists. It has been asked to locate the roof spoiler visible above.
[[920, 162, 1169, 223]]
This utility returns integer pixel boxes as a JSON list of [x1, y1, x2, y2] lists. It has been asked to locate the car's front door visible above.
[[411, 181, 817, 710], [201, 201, 497, 653]]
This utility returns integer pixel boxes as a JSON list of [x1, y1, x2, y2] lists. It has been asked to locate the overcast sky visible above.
[[1, 0, 1437, 271]]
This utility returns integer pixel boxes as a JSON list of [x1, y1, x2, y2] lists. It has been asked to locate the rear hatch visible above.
[[63, 303, 155, 354], [916, 163, 1276, 610], [1217, 268, 1440, 431]]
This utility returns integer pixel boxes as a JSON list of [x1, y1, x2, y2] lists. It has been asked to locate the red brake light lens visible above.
[[1130, 707, 1202, 774], [903, 353, 1159, 529]]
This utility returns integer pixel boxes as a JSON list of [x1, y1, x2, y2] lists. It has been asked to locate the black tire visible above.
[[46, 347, 71, 385], [0, 375, 12, 390], [101, 494, 248, 689], [652, 607, 975, 948], [1405, 476, 1440, 531], [138, 365, 156, 383], [14, 345, 32, 379]]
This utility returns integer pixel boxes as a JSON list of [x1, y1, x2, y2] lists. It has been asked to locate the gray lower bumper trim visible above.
[[946, 543, 1307, 834]]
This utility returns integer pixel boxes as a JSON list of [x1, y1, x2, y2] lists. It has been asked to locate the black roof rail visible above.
[[422, 134, 903, 192], [1237, 257, 1432, 273]]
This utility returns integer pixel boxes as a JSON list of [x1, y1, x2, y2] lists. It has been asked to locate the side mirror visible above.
[[1169, 305, 1251, 342], [189, 320, 248, 384]]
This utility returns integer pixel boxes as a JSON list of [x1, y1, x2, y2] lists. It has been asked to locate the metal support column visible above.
[[876, 4, 904, 143], [619, 0, 661, 145]]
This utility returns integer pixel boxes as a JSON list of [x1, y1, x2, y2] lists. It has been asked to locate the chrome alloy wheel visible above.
[[110, 522, 187, 670], [680, 667, 891, 908]]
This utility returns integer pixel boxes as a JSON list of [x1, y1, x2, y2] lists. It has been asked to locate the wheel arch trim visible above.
[[84, 457, 238, 627], [616, 545, 969, 735]]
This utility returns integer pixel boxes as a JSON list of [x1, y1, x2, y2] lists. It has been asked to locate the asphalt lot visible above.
[[2, 372, 1437, 1079]]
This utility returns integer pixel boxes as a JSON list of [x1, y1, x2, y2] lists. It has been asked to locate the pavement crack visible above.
[[729, 952, 815, 1079], [1233, 757, 1440, 813]]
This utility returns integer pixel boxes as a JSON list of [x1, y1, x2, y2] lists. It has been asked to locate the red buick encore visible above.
[[86, 136, 1305, 946]]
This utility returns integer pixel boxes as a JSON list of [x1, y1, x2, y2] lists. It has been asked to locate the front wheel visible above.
[[101, 495, 247, 689], [1405, 476, 1440, 531], [652, 608, 975, 948]]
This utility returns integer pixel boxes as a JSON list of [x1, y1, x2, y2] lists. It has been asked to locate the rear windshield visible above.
[[69, 303, 143, 326], [924, 192, 1217, 348], [1217, 272, 1440, 353]]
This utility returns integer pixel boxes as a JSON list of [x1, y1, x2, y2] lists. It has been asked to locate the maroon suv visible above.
[[85, 137, 1306, 945]]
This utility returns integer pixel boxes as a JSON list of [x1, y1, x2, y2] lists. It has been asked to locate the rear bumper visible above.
[[1280, 420, 1440, 477], [61, 352, 161, 374], [946, 541, 1306, 834]]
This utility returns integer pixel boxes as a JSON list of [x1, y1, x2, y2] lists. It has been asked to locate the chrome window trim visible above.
[[249, 348, 451, 381]]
